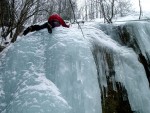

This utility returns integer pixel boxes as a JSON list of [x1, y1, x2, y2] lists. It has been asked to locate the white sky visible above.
[[77, 0, 150, 12], [132, 0, 150, 12], [77, 0, 84, 8]]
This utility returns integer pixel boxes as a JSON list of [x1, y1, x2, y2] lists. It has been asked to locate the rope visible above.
[[68, 0, 86, 39]]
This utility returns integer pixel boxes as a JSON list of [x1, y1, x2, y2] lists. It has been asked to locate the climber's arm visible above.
[[23, 22, 52, 35]]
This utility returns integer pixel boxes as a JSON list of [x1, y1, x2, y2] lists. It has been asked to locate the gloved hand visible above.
[[47, 23, 52, 34], [23, 27, 32, 35]]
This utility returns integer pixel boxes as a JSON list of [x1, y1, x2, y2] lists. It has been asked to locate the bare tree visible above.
[[115, 0, 132, 17], [100, 0, 115, 23], [89, 0, 95, 20], [0, 0, 77, 45], [95, 0, 99, 18], [85, 0, 88, 21], [33, 0, 40, 24], [0, 0, 15, 41], [1, 0, 50, 43], [11, 0, 39, 42], [77, 0, 132, 23], [100, 0, 114, 23]]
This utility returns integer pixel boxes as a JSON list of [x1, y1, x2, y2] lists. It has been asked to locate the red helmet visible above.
[[48, 14, 69, 28]]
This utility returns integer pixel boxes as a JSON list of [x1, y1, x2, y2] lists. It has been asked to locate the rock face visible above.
[[93, 21, 150, 113], [0, 46, 5, 52]]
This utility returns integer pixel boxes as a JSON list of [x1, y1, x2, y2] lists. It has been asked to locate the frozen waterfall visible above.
[[0, 27, 101, 113], [0, 21, 150, 113]]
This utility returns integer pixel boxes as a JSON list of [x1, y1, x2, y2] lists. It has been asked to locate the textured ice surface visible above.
[[0, 21, 150, 113], [86, 21, 150, 113], [0, 27, 101, 113]]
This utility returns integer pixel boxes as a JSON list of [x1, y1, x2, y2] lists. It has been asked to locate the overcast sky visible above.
[[132, 0, 150, 12], [77, 0, 150, 12]]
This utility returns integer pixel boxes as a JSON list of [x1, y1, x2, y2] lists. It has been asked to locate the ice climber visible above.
[[23, 13, 69, 35]]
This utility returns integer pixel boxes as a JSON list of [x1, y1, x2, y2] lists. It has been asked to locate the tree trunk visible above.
[[85, 0, 88, 21], [96, 0, 98, 18], [139, 0, 142, 20]]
